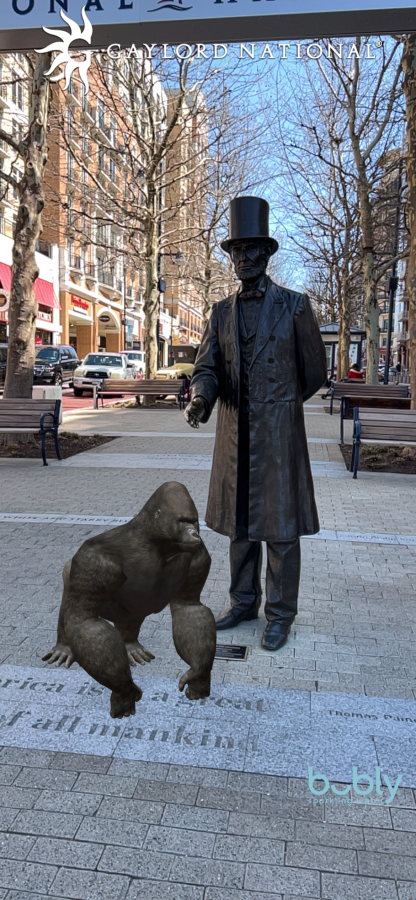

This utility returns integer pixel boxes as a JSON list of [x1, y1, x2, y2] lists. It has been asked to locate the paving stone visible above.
[[0, 748, 54, 768], [390, 808, 416, 831], [244, 863, 320, 896], [204, 892, 282, 900], [97, 796, 164, 824], [321, 872, 399, 899], [27, 835, 104, 868], [126, 881, 204, 900], [144, 825, 215, 857], [50, 752, 112, 773], [34, 788, 102, 816], [169, 856, 245, 888], [10, 809, 82, 839], [0, 808, 18, 832], [74, 772, 138, 797], [167, 765, 228, 787], [75, 816, 148, 848], [0, 832, 35, 859], [0, 859, 57, 893], [398, 882, 416, 900], [133, 779, 198, 805], [0, 766, 20, 786], [108, 759, 170, 780], [0, 787, 39, 810], [295, 820, 365, 848], [227, 772, 288, 795], [50, 867, 129, 900], [285, 840, 358, 873], [214, 834, 284, 864], [196, 787, 260, 813], [13, 767, 77, 791], [161, 803, 229, 833], [227, 812, 295, 841], [358, 849, 416, 880], [363, 826, 416, 856], [99, 845, 173, 878]]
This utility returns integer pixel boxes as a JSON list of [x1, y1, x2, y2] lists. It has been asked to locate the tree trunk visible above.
[[4, 53, 52, 401], [362, 248, 380, 384], [337, 256, 352, 380], [402, 34, 416, 410], [143, 184, 159, 403]]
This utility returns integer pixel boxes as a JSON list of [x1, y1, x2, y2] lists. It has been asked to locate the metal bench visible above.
[[0, 399, 62, 466], [351, 407, 416, 478], [329, 382, 411, 442], [95, 378, 188, 410]]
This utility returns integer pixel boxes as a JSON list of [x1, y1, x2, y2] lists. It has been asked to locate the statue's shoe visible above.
[[215, 605, 259, 630], [261, 622, 291, 651]]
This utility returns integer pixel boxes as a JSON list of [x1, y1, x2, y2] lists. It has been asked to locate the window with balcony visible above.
[[97, 98, 105, 130], [12, 72, 23, 109], [109, 157, 116, 183]]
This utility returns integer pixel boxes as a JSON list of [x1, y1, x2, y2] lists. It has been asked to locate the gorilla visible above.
[[42, 482, 216, 719]]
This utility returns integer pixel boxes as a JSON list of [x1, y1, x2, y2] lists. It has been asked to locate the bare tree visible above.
[[402, 35, 416, 407], [0, 53, 52, 403]]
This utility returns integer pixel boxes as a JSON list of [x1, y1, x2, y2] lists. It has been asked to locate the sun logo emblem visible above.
[[36, 6, 93, 95]]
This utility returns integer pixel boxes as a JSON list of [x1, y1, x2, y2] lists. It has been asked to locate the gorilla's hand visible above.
[[42, 643, 75, 668], [179, 668, 210, 700], [184, 397, 206, 429], [125, 640, 155, 667], [110, 683, 143, 718]]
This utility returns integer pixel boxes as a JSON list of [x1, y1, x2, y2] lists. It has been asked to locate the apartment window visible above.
[[12, 72, 24, 109], [68, 239, 75, 266], [11, 165, 20, 200], [67, 152, 75, 184], [97, 98, 105, 130], [109, 116, 117, 145], [109, 157, 116, 183], [96, 223, 106, 246], [98, 146, 105, 171]]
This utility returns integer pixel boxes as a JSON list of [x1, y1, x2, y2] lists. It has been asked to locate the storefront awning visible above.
[[0, 262, 60, 309]]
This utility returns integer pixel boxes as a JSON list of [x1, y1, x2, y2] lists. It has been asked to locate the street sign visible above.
[[1, 1, 416, 52]]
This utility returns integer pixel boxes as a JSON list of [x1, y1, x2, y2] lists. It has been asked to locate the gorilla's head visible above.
[[144, 481, 201, 553]]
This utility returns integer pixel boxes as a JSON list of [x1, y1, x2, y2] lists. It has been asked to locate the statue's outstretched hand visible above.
[[184, 397, 206, 429]]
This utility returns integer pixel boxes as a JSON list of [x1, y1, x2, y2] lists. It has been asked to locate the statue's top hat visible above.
[[221, 196, 278, 254]]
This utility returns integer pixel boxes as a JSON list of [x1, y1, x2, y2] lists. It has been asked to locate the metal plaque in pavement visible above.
[[215, 644, 248, 661]]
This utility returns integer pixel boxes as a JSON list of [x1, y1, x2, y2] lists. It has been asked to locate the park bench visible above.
[[0, 399, 61, 466], [350, 406, 416, 478], [95, 378, 188, 410], [329, 382, 411, 442]]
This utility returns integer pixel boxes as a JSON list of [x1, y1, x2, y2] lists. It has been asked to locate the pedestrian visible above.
[[184, 196, 327, 651], [347, 363, 365, 380]]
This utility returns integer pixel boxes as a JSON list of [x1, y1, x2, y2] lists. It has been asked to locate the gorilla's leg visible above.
[[114, 619, 155, 667], [43, 560, 75, 668], [171, 544, 216, 700], [44, 547, 141, 719]]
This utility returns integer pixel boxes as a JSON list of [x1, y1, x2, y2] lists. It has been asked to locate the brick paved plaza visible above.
[[0, 396, 416, 899]]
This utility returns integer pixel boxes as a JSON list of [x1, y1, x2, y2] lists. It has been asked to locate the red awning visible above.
[[0, 262, 11, 292], [34, 277, 60, 310], [0, 262, 60, 309]]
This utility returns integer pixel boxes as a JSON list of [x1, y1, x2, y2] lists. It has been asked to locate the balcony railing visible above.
[[398, 310, 409, 322], [99, 270, 114, 287]]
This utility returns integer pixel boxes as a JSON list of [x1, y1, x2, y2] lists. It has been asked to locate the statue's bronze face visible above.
[[230, 239, 272, 284]]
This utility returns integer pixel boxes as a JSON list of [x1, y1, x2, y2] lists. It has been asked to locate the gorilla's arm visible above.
[[170, 543, 216, 700], [113, 618, 155, 667], [44, 545, 142, 719]]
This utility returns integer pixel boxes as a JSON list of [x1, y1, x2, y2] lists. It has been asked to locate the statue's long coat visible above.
[[190, 279, 328, 542]]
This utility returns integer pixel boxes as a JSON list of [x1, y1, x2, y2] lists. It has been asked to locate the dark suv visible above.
[[34, 345, 79, 387]]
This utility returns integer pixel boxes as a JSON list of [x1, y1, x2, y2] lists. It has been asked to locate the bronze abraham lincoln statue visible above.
[[184, 196, 327, 652]]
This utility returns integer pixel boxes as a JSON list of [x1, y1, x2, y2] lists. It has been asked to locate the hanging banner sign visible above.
[[1, 1, 416, 51]]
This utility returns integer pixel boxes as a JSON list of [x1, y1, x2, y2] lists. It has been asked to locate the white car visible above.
[[73, 353, 134, 396], [122, 350, 145, 376]]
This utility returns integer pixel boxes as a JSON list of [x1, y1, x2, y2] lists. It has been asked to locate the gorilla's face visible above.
[[153, 504, 201, 553]]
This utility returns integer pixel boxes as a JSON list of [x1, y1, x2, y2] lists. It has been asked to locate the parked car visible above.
[[122, 350, 145, 376], [34, 345, 79, 387], [73, 353, 133, 396], [0, 344, 7, 389], [157, 362, 194, 381]]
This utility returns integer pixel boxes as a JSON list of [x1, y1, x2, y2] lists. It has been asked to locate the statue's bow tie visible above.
[[239, 289, 264, 299]]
